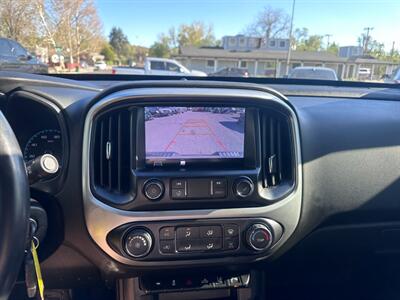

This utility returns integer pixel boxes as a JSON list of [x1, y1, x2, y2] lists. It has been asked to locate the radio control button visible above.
[[213, 179, 226, 188], [200, 226, 222, 238], [234, 177, 254, 198], [171, 188, 186, 199], [213, 188, 226, 198], [177, 227, 199, 240], [224, 224, 239, 237], [171, 179, 186, 189], [144, 179, 164, 200]]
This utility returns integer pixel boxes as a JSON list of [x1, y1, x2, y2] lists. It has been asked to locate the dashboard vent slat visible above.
[[261, 111, 293, 188], [92, 108, 132, 198]]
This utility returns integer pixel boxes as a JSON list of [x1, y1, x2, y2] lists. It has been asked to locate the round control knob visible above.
[[246, 224, 273, 251], [124, 228, 153, 258], [143, 179, 164, 200], [234, 177, 254, 198]]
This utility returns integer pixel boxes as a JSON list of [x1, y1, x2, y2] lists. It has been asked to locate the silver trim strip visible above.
[[82, 87, 302, 266]]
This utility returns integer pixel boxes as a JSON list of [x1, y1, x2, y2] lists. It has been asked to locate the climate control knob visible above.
[[124, 229, 153, 258], [233, 177, 254, 198], [143, 179, 164, 200], [246, 224, 273, 251]]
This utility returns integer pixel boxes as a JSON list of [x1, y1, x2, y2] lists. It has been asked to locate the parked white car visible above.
[[112, 57, 207, 76], [94, 61, 107, 71]]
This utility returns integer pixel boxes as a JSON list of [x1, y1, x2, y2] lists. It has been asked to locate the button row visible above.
[[159, 224, 240, 254], [160, 225, 239, 240], [160, 237, 239, 254], [171, 178, 227, 200]]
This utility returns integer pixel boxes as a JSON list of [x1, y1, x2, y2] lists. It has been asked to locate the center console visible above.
[[82, 84, 302, 273]]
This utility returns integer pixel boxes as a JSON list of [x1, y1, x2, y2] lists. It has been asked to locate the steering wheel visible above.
[[0, 112, 30, 300]]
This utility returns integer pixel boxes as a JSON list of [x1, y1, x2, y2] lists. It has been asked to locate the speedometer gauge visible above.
[[24, 129, 63, 166]]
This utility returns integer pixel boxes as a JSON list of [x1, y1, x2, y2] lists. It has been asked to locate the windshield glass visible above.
[[0, 0, 399, 83]]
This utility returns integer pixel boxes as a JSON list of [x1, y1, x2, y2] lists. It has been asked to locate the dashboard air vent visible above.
[[260, 111, 294, 188], [92, 108, 132, 199]]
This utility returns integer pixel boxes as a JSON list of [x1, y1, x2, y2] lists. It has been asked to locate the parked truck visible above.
[[112, 57, 207, 76]]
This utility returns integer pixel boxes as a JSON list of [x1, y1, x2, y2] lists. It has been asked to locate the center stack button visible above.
[[176, 227, 200, 252]]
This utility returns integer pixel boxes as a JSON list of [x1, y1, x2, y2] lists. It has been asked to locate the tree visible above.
[[0, 0, 40, 48], [244, 6, 290, 40], [357, 33, 385, 58], [149, 42, 170, 58], [109, 27, 129, 59], [154, 21, 217, 54], [327, 42, 339, 54], [55, 0, 103, 64], [176, 22, 216, 47], [100, 43, 116, 62], [296, 35, 324, 51], [34, 0, 103, 64]]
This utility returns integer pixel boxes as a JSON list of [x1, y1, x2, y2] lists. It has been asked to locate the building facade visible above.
[[174, 36, 397, 80]]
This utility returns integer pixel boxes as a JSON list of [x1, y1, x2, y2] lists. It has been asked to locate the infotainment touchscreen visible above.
[[145, 107, 245, 162]]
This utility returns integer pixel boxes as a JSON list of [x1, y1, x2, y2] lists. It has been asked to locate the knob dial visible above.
[[234, 177, 254, 198], [124, 229, 153, 258], [143, 179, 164, 200], [246, 224, 273, 251]]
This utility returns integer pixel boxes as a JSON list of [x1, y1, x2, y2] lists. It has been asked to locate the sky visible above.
[[96, 0, 400, 51]]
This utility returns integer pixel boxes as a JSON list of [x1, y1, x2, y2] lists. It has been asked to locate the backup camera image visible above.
[[145, 107, 245, 160]]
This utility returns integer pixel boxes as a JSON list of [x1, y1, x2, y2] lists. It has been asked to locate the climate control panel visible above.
[[106, 218, 283, 261]]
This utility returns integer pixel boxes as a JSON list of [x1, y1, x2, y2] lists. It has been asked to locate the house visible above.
[[174, 35, 397, 80]]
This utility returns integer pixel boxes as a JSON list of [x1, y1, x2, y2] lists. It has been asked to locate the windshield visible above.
[[0, 0, 399, 83]]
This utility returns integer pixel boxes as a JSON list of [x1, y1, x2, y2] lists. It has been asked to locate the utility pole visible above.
[[391, 41, 395, 57], [285, 0, 296, 76], [363, 27, 374, 53], [325, 34, 332, 49]]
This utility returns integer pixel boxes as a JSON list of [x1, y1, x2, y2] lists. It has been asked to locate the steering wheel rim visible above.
[[0, 111, 30, 300]]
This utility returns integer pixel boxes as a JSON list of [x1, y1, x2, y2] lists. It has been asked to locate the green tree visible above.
[[109, 27, 129, 60], [154, 21, 217, 54], [296, 35, 324, 51], [176, 21, 216, 47], [327, 42, 339, 54], [100, 43, 116, 63], [149, 42, 170, 58]]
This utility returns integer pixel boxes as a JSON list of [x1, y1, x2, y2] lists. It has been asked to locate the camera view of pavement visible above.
[[145, 108, 245, 159]]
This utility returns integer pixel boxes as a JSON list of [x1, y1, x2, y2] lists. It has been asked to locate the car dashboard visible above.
[[1, 72, 400, 298]]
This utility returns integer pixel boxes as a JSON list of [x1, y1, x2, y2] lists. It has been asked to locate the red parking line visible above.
[[204, 120, 228, 151], [164, 117, 227, 152]]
